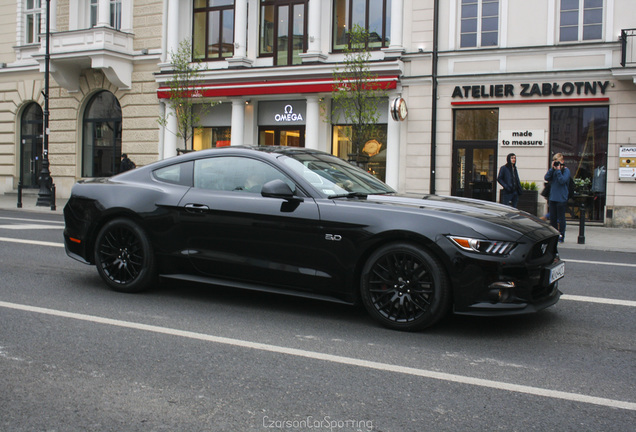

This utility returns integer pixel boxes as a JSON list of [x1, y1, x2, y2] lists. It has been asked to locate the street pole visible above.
[[36, 0, 55, 210]]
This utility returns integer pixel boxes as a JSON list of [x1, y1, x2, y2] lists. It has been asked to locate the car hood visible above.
[[360, 193, 555, 241]]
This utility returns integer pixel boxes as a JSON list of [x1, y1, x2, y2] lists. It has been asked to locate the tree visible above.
[[158, 38, 212, 152], [330, 24, 387, 167]]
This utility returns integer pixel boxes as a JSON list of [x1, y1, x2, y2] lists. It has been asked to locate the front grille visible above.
[[529, 236, 558, 262]]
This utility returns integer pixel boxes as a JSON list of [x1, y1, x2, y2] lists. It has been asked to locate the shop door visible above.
[[452, 143, 496, 202], [20, 103, 44, 188], [259, 126, 305, 147]]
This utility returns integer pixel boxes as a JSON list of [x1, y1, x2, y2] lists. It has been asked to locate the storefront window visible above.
[[452, 109, 499, 202], [259, 0, 307, 65], [333, 0, 392, 51], [332, 125, 387, 181], [550, 106, 608, 221], [193, 0, 235, 60], [454, 109, 499, 140], [194, 127, 232, 149]]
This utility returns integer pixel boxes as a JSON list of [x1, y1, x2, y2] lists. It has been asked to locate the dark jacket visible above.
[[544, 166, 571, 203], [497, 154, 522, 195], [119, 156, 136, 173]]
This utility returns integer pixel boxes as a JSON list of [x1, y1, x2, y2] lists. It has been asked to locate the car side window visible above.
[[194, 156, 296, 194], [153, 161, 193, 186]]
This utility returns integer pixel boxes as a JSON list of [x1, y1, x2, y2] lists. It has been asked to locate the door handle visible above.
[[184, 203, 209, 213]]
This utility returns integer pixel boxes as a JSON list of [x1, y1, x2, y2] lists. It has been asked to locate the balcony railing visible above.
[[620, 28, 636, 67]]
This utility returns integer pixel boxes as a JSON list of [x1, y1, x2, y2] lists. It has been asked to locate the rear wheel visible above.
[[94, 218, 156, 293], [360, 243, 450, 331]]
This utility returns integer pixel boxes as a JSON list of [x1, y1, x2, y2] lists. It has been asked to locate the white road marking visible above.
[[0, 300, 634, 412], [0, 237, 64, 248], [0, 216, 64, 224], [566, 259, 636, 268], [0, 224, 64, 230], [560, 294, 636, 307]]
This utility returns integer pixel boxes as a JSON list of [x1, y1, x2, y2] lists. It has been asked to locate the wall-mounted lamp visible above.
[[141, 48, 148, 55], [245, 100, 251, 105]]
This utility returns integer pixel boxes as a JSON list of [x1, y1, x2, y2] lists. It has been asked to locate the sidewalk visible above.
[[1, 191, 635, 253]]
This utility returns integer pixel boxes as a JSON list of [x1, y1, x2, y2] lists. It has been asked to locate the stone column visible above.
[[166, 0, 180, 61], [305, 96, 320, 150], [97, 0, 110, 27], [231, 99, 246, 146], [164, 103, 178, 158], [385, 95, 401, 189]]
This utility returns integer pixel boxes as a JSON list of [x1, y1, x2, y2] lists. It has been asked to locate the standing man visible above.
[[497, 153, 523, 208], [544, 153, 570, 242], [119, 153, 136, 173]]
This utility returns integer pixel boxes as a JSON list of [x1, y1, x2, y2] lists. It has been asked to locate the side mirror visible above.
[[261, 179, 300, 201]]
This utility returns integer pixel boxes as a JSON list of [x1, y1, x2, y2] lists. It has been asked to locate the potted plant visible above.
[[517, 181, 539, 215]]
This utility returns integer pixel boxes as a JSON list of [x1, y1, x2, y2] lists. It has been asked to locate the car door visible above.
[[177, 155, 327, 293]]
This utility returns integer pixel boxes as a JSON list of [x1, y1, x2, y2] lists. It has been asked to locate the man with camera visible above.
[[544, 153, 571, 242]]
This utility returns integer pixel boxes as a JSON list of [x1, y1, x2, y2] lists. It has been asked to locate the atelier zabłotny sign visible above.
[[451, 80, 610, 99]]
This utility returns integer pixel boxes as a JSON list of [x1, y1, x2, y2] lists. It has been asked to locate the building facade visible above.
[[1, 0, 635, 226]]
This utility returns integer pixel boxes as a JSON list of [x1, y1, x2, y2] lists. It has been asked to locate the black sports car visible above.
[[63, 146, 563, 331]]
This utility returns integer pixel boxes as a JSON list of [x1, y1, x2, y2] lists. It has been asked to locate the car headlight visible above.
[[447, 236, 516, 255]]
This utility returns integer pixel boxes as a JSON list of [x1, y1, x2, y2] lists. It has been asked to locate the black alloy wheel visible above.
[[360, 243, 450, 331], [94, 218, 156, 293]]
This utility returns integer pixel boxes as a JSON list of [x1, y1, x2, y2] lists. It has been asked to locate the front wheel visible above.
[[360, 243, 450, 331], [94, 218, 156, 293]]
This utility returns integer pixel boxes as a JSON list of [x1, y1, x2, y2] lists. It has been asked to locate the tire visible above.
[[94, 218, 156, 293], [360, 243, 450, 331]]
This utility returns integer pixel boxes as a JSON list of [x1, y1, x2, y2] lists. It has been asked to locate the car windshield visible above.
[[283, 152, 395, 198]]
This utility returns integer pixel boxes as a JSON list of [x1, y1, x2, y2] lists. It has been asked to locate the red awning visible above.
[[157, 76, 399, 99]]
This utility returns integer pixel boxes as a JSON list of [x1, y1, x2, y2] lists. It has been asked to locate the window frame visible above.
[[558, 0, 604, 43], [259, 0, 309, 65], [89, 0, 122, 30], [24, 0, 43, 44], [332, 0, 392, 52], [459, 0, 499, 49], [193, 0, 236, 61]]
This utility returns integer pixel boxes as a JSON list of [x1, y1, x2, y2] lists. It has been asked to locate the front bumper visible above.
[[443, 233, 563, 316]]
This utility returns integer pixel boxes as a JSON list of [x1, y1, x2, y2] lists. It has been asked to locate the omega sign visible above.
[[275, 105, 304, 122]]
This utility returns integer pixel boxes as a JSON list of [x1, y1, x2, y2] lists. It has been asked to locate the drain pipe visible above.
[[430, 0, 440, 195]]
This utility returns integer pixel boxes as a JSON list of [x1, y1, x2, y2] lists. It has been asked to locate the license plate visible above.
[[548, 262, 565, 284]]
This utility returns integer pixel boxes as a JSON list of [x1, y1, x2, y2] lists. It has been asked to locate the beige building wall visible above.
[[0, 0, 163, 197]]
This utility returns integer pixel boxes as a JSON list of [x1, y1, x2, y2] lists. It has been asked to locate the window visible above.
[[89, 0, 122, 29], [153, 162, 193, 186], [332, 0, 391, 51], [260, 0, 307, 65], [193, 127, 232, 149], [332, 125, 387, 181], [550, 106, 608, 221], [25, 0, 43, 44], [194, 157, 295, 194], [82, 91, 122, 177], [193, 0, 235, 61], [559, 0, 603, 42], [20, 103, 43, 188], [460, 0, 498, 48]]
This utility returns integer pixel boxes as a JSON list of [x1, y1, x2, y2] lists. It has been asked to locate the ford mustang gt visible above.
[[63, 146, 563, 331]]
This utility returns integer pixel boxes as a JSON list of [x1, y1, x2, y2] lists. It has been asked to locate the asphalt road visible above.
[[1, 210, 634, 431]]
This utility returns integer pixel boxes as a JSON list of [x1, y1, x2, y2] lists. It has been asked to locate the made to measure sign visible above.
[[499, 130, 545, 147]]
